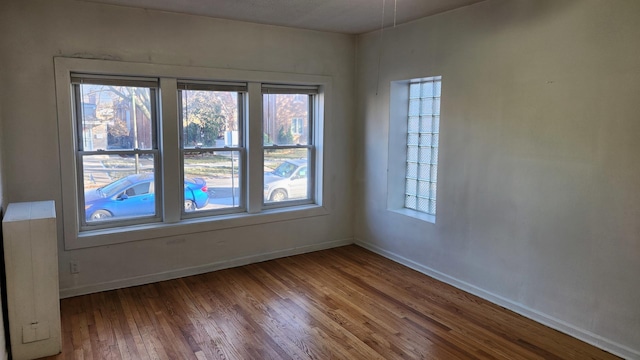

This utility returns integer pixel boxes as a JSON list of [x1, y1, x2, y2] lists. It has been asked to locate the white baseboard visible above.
[[355, 240, 639, 360], [60, 238, 354, 299]]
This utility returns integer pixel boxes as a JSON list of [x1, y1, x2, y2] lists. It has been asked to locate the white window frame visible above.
[[72, 76, 162, 230], [177, 81, 248, 217], [262, 85, 317, 207], [55, 57, 330, 250], [387, 76, 442, 224]]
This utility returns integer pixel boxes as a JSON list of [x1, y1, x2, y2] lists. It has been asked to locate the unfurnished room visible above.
[[0, 0, 638, 359]]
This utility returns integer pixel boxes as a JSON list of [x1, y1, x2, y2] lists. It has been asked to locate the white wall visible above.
[[0, 81, 7, 360], [0, 0, 355, 295], [355, 0, 640, 358]]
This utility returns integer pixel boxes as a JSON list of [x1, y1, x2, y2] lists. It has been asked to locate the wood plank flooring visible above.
[[41, 245, 620, 359]]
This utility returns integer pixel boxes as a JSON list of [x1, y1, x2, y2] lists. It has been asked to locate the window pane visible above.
[[409, 83, 421, 99], [417, 197, 429, 212], [263, 94, 309, 146], [408, 117, 419, 133], [407, 146, 418, 162], [409, 99, 420, 116], [419, 147, 432, 164], [79, 84, 153, 151], [420, 116, 433, 133], [181, 90, 239, 148], [405, 195, 417, 209], [419, 134, 432, 147], [264, 148, 310, 203], [407, 134, 419, 146], [405, 179, 417, 196], [406, 162, 418, 179], [420, 98, 434, 115], [421, 81, 434, 98], [418, 164, 431, 180], [183, 151, 241, 211], [82, 154, 156, 222]]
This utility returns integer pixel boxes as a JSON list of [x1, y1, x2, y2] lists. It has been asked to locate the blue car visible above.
[[84, 173, 209, 222]]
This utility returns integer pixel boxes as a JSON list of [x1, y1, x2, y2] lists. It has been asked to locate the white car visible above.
[[264, 159, 308, 202]]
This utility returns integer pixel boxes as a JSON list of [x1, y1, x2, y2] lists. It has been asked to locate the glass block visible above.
[[409, 99, 420, 116], [433, 134, 439, 147], [434, 98, 441, 115], [420, 116, 433, 133], [408, 117, 419, 133], [419, 164, 431, 180], [417, 197, 429, 212], [420, 98, 434, 115], [421, 81, 434, 98], [406, 162, 418, 178], [430, 182, 437, 199], [405, 195, 417, 209], [434, 80, 442, 97], [406, 146, 418, 162], [430, 165, 438, 182], [420, 134, 432, 147], [429, 200, 437, 215], [407, 133, 419, 146], [405, 179, 417, 195], [409, 83, 420, 99], [432, 146, 439, 162], [419, 147, 431, 164], [433, 117, 440, 133], [418, 181, 430, 197]]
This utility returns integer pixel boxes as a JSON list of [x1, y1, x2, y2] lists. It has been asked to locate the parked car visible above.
[[264, 159, 308, 202], [84, 173, 209, 221]]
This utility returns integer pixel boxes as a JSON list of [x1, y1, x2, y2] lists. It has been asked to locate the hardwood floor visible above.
[[42, 245, 620, 359]]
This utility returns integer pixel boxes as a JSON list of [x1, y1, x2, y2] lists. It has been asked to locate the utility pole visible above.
[[132, 92, 139, 174]]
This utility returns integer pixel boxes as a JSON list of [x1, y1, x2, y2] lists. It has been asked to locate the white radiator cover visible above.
[[3, 201, 61, 359]]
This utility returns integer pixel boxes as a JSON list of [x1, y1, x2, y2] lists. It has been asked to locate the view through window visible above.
[[262, 88, 315, 204], [179, 84, 245, 214], [70, 73, 322, 232], [75, 79, 160, 224]]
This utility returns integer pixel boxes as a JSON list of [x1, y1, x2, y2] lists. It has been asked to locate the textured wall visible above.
[[355, 0, 640, 357]]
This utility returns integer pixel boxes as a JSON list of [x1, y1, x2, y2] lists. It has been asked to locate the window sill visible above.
[[68, 204, 329, 250], [389, 208, 436, 224]]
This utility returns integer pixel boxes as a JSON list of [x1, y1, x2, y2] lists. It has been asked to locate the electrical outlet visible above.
[[70, 260, 79, 274]]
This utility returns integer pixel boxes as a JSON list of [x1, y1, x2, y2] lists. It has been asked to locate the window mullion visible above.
[[160, 77, 181, 223], [246, 82, 263, 213]]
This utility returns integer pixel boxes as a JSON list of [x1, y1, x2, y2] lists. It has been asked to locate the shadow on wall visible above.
[[0, 208, 9, 358]]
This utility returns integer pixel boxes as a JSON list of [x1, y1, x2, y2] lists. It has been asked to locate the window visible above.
[[291, 118, 304, 135], [178, 82, 246, 215], [72, 76, 161, 228], [262, 85, 316, 205], [55, 58, 330, 249], [404, 77, 441, 215]]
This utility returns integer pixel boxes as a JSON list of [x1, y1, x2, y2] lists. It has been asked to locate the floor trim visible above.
[[60, 238, 354, 299], [355, 240, 639, 360]]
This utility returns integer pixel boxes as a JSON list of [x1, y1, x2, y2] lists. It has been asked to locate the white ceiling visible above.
[[78, 0, 485, 34]]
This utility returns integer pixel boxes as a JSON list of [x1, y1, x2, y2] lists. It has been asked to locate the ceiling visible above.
[[79, 0, 485, 34]]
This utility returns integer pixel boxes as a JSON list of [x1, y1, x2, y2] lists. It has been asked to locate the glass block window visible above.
[[405, 76, 441, 215]]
